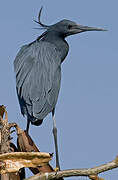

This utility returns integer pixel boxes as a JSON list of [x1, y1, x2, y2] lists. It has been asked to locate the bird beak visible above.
[[74, 24, 107, 33]]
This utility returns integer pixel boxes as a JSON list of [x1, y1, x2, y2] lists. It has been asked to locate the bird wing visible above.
[[14, 40, 61, 118]]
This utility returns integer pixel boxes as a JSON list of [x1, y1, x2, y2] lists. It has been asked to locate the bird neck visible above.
[[41, 31, 69, 62]]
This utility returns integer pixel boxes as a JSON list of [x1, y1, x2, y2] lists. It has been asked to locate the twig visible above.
[[25, 156, 118, 180]]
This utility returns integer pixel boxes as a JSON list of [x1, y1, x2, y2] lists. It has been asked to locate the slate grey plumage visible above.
[[14, 7, 106, 169], [14, 40, 68, 124]]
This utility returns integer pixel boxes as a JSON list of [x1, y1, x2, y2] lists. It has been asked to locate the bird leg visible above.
[[52, 113, 60, 170], [26, 119, 30, 133]]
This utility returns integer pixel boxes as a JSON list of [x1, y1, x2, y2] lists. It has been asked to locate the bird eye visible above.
[[68, 25, 72, 29]]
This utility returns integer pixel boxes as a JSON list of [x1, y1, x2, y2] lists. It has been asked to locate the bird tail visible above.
[[25, 108, 43, 126], [31, 118, 43, 126]]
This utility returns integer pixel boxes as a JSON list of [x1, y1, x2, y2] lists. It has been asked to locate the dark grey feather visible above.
[[14, 39, 68, 123]]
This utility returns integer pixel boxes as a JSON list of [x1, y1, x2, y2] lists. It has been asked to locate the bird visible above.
[[14, 7, 106, 169]]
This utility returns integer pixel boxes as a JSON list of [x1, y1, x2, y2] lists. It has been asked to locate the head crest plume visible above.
[[34, 6, 49, 29]]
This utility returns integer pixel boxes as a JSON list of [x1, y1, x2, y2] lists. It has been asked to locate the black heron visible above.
[[14, 7, 106, 169]]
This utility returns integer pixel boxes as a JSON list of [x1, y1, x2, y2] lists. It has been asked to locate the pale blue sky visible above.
[[0, 0, 118, 179]]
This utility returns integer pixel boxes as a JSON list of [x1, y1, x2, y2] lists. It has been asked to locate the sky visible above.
[[0, 0, 118, 179]]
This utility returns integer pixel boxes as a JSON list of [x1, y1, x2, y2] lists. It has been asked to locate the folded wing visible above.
[[14, 40, 61, 121]]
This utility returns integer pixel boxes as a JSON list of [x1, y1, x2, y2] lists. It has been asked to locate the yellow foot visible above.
[[54, 167, 59, 172]]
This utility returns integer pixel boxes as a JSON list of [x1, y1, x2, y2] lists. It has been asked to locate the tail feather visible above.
[[31, 118, 43, 126], [27, 114, 43, 126]]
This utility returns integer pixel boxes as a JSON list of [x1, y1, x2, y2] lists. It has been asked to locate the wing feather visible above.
[[14, 40, 61, 120]]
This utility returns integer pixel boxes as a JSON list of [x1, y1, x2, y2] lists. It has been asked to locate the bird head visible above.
[[34, 7, 107, 38], [49, 19, 107, 37]]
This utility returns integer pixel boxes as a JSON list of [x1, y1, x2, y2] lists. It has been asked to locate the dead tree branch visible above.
[[0, 152, 52, 174], [0, 105, 25, 179], [0, 105, 118, 180], [25, 156, 118, 180]]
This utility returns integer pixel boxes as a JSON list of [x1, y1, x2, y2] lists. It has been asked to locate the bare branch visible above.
[[25, 156, 118, 180]]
